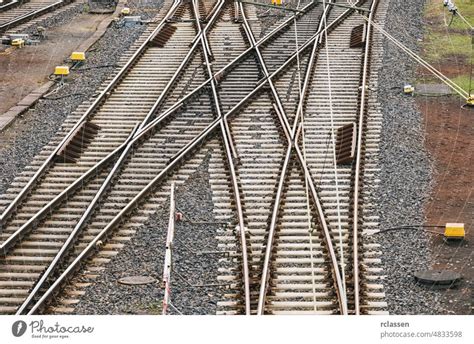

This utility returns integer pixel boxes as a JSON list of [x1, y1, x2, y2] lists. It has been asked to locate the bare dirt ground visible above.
[[414, 0, 473, 316], [0, 12, 109, 115], [417, 96, 473, 315]]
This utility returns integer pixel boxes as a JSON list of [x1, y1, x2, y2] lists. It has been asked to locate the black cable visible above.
[[366, 224, 445, 236], [75, 64, 118, 71], [42, 93, 89, 100]]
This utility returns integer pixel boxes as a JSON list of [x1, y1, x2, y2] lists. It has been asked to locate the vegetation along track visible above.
[[0, 0, 389, 315]]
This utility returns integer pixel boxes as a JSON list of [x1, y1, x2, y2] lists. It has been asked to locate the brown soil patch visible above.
[[0, 12, 109, 115], [417, 59, 469, 79], [417, 95, 473, 315]]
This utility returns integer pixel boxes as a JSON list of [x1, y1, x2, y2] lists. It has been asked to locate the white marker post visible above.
[[162, 183, 176, 315]]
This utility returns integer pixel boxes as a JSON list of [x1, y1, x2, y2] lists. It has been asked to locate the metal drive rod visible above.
[[192, 0, 251, 314], [0, 0, 182, 226], [16, 124, 139, 315], [352, 0, 379, 316], [162, 183, 176, 315]]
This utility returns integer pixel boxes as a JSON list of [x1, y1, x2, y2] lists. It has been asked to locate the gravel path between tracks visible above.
[[0, 1, 163, 195], [21, 2, 86, 36], [74, 152, 226, 315], [374, 0, 444, 315]]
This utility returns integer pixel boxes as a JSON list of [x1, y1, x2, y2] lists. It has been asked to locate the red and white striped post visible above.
[[162, 183, 176, 315]]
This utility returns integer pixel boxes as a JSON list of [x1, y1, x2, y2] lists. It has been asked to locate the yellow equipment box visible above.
[[444, 223, 465, 239], [272, 0, 282, 5], [466, 95, 474, 107], [121, 7, 130, 15], [404, 84, 414, 94], [11, 38, 25, 47], [54, 66, 70, 76], [70, 51, 85, 61]]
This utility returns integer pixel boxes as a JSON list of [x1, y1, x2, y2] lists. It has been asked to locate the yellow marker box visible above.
[[11, 38, 25, 47], [404, 84, 414, 94], [272, 0, 282, 5], [444, 223, 465, 239], [54, 66, 70, 76], [70, 51, 85, 61], [121, 7, 130, 15], [466, 95, 474, 106]]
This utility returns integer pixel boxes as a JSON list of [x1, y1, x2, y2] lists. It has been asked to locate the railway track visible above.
[[0, 0, 389, 315], [0, 0, 74, 34]]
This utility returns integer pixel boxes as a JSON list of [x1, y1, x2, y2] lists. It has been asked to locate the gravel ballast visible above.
[[0, 1, 164, 195], [374, 0, 445, 314], [74, 153, 226, 315]]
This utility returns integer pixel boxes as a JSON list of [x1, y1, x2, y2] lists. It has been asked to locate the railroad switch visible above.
[[404, 84, 415, 95], [444, 223, 465, 241]]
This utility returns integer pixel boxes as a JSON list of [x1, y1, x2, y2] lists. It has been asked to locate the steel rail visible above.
[[0, 139, 132, 255], [0, 0, 21, 13], [0, 0, 181, 225], [15, 1, 227, 313], [238, 1, 295, 316], [352, 0, 379, 316], [15, 124, 139, 315], [0, 0, 73, 32], [238, 0, 348, 315], [26, 118, 222, 314], [22, 0, 355, 314], [247, 0, 368, 314], [138, 0, 224, 132], [0, 0, 350, 255], [27, 32, 327, 312], [1, 0, 220, 248], [192, 0, 251, 314], [0, 0, 314, 236], [140, 0, 316, 131]]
